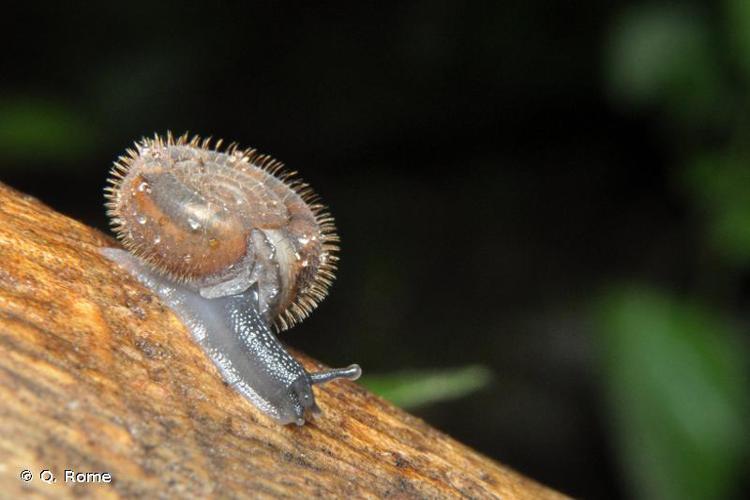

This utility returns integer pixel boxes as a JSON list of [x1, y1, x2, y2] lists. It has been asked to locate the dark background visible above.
[[2, 2, 749, 498]]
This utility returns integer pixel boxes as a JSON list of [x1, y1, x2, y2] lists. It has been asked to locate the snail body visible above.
[[102, 133, 360, 425]]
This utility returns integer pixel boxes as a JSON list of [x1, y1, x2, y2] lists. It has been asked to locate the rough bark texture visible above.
[[0, 182, 565, 499]]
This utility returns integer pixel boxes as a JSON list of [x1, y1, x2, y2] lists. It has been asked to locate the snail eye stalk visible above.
[[310, 364, 362, 385]]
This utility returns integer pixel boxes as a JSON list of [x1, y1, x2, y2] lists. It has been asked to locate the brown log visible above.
[[0, 182, 565, 499]]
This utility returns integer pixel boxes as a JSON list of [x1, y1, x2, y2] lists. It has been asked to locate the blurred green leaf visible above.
[[597, 287, 749, 500], [0, 97, 95, 164], [360, 365, 492, 409], [606, 5, 723, 120], [725, 0, 750, 80], [684, 153, 750, 266]]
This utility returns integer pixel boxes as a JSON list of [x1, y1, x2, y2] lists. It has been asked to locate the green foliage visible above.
[[605, 4, 723, 120], [685, 154, 750, 265], [360, 365, 492, 410], [597, 287, 749, 500], [604, 4, 750, 497], [725, 0, 750, 79], [0, 98, 95, 165]]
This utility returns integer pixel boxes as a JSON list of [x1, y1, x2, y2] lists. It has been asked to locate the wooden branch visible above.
[[0, 182, 565, 499]]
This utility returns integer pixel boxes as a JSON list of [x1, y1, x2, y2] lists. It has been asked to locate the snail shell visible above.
[[105, 132, 337, 331], [101, 133, 360, 425]]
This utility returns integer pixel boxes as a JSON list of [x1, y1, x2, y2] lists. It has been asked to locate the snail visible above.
[[101, 132, 361, 425]]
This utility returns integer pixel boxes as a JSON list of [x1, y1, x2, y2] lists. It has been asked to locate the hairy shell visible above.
[[104, 132, 339, 330]]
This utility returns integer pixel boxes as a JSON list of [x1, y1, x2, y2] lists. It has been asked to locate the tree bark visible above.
[[0, 182, 565, 499]]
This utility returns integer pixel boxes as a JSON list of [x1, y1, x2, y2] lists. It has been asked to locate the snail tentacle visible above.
[[310, 365, 362, 385]]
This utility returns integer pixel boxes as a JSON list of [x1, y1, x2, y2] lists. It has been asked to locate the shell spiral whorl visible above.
[[104, 132, 339, 331]]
